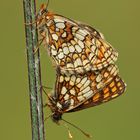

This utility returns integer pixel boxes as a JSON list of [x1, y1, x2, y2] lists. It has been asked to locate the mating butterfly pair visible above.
[[36, 3, 126, 136]]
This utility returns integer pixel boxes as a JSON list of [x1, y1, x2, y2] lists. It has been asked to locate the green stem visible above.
[[23, 0, 45, 140]]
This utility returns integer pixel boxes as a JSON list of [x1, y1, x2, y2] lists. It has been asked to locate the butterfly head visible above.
[[48, 96, 62, 123], [37, 3, 48, 25], [38, 4, 48, 17], [51, 111, 62, 123], [37, 3, 54, 39]]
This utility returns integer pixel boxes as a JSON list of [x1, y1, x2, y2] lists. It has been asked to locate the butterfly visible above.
[[47, 64, 126, 123], [36, 2, 127, 138], [36, 4, 118, 74]]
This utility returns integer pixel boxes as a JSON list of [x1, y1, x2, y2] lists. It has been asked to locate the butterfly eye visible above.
[[37, 3, 48, 18], [52, 112, 62, 122], [38, 9, 48, 17]]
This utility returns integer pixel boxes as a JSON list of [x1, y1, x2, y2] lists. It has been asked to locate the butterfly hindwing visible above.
[[68, 75, 126, 112]]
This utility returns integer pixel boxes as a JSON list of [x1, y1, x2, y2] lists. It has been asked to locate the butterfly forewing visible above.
[[37, 10, 118, 74]]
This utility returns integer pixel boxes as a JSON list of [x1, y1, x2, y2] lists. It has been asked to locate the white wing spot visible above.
[[51, 49, 57, 56], [77, 83, 82, 88], [51, 44, 56, 49], [71, 75, 76, 83], [56, 22, 65, 29], [77, 96, 85, 101], [91, 45, 96, 52], [70, 99, 74, 105], [63, 47, 69, 55], [108, 58, 112, 63], [111, 66, 117, 75], [75, 33, 85, 40], [74, 60, 78, 68], [64, 94, 69, 100], [104, 52, 109, 58], [62, 32, 67, 38], [65, 76, 70, 81], [70, 89, 76, 95], [81, 77, 88, 85], [83, 59, 89, 66], [61, 87, 67, 95], [75, 45, 82, 53], [80, 80, 90, 90], [66, 63, 74, 68], [92, 38, 95, 44], [78, 40, 85, 49], [96, 74, 102, 82], [89, 53, 95, 60], [76, 77, 81, 83], [59, 75, 64, 83], [97, 64, 103, 69], [83, 90, 93, 98], [69, 45, 75, 52], [57, 52, 64, 59], [75, 58, 82, 66], [107, 50, 111, 56], [81, 86, 90, 94], [97, 82, 104, 89], [54, 18, 64, 23], [77, 29, 88, 36], [70, 80, 75, 86], [56, 28, 59, 32], [52, 34, 58, 41], [46, 20, 52, 26], [62, 43, 67, 47], [56, 102, 62, 109]]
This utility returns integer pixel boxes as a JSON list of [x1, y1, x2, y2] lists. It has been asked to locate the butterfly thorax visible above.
[[48, 96, 64, 123], [51, 111, 62, 123], [37, 4, 55, 36], [49, 103, 63, 124]]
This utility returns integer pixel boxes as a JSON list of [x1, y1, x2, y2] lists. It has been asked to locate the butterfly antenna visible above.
[[46, 0, 50, 9], [44, 112, 54, 122], [63, 123, 73, 139], [41, 86, 53, 101], [42, 85, 52, 90], [61, 118, 92, 138]]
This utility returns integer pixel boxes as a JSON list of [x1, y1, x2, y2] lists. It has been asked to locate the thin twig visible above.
[[23, 0, 45, 140]]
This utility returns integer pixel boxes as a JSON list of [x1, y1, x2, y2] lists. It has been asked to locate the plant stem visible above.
[[23, 0, 45, 140]]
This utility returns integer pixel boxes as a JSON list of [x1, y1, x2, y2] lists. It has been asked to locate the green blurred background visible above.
[[0, 0, 139, 139]]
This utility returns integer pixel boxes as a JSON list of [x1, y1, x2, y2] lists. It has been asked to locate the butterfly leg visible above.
[[63, 123, 73, 139], [41, 85, 52, 90], [40, 85, 51, 96], [34, 29, 49, 54], [24, 20, 37, 26], [43, 102, 52, 108], [24, 13, 42, 26], [40, 85, 55, 104], [33, 36, 46, 54]]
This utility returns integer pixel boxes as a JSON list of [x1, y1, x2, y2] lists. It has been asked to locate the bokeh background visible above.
[[0, 0, 140, 140]]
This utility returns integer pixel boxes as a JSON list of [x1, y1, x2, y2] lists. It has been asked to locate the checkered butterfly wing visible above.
[[52, 64, 121, 112], [68, 75, 126, 112], [37, 6, 118, 74]]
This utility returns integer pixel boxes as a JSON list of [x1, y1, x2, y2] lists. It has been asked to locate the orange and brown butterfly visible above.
[[48, 64, 126, 123], [36, 3, 118, 74]]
